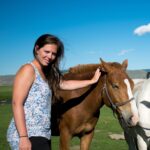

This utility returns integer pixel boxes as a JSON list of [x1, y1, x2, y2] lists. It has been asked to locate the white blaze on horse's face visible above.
[[124, 79, 133, 99], [124, 79, 139, 126]]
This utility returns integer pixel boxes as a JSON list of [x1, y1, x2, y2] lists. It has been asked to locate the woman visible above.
[[7, 34, 101, 150]]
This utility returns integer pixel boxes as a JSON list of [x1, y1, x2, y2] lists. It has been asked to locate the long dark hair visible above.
[[33, 34, 64, 102]]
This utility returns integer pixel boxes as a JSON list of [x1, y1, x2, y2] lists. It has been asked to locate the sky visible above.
[[0, 0, 150, 75]]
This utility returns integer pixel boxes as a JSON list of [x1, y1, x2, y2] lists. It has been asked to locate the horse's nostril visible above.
[[130, 114, 139, 126], [129, 116, 133, 121], [127, 116, 133, 126]]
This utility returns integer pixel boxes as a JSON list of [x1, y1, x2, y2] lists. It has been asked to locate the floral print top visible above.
[[7, 63, 52, 144]]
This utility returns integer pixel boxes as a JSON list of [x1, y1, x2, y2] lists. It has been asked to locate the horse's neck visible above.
[[77, 76, 105, 111], [61, 72, 105, 110], [133, 81, 144, 102], [91, 75, 106, 107]]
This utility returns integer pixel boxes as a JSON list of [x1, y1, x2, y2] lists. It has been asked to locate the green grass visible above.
[[0, 104, 12, 150], [0, 86, 12, 101], [0, 86, 128, 150]]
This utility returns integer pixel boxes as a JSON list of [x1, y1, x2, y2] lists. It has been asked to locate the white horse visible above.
[[123, 78, 150, 150]]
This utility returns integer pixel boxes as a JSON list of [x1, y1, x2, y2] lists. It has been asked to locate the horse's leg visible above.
[[80, 131, 94, 150], [137, 135, 147, 150], [59, 127, 72, 150]]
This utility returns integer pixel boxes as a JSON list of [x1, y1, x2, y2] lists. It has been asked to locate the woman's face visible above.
[[36, 44, 58, 66]]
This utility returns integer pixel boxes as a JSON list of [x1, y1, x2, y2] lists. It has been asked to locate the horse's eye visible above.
[[112, 83, 119, 89]]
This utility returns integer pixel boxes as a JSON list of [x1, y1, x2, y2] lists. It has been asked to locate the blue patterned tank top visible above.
[[7, 63, 52, 145]]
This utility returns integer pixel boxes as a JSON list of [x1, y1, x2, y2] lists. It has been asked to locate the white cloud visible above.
[[134, 23, 150, 36], [117, 49, 133, 56]]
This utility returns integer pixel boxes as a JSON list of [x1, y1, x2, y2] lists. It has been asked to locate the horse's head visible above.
[[100, 58, 139, 127]]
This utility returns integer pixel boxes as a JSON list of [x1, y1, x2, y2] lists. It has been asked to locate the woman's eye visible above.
[[52, 53, 57, 56], [44, 50, 49, 53]]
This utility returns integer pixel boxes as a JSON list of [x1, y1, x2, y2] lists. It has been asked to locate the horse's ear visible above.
[[122, 59, 128, 70], [100, 58, 111, 73]]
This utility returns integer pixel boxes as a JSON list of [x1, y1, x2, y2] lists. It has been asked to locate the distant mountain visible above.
[[127, 70, 149, 79], [0, 75, 14, 86], [143, 69, 150, 72], [0, 69, 150, 86]]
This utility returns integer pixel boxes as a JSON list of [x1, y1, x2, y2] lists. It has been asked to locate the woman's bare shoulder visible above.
[[15, 64, 35, 80]]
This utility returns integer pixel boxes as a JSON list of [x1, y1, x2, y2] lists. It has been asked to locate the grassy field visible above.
[[0, 86, 12, 102], [0, 86, 128, 150]]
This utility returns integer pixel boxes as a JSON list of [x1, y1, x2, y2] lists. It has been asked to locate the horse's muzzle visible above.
[[121, 111, 139, 127]]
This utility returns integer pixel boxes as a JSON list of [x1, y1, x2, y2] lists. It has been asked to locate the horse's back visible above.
[[136, 78, 150, 101], [142, 78, 150, 100]]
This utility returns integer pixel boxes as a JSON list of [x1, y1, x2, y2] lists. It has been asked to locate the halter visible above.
[[135, 125, 150, 147], [102, 75, 134, 113]]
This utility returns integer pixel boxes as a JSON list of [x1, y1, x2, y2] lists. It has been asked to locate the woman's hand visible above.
[[91, 68, 101, 83], [19, 137, 31, 150]]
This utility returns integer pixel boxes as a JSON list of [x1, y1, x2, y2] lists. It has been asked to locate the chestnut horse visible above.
[[51, 59, 139, 150]]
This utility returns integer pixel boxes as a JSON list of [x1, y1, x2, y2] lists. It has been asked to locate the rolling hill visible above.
[[0, 69, 150, 86]]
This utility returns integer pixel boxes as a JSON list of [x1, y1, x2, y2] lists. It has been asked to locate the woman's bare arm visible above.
[[12, 64, 34, 149], [59, 68, 101, 90]]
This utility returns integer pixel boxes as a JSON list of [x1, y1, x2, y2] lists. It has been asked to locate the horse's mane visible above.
[[63, 62, 124, 80], [62, 64, 101, 80], [69, 64, 101, 74], [68, 62, 122, 74]]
